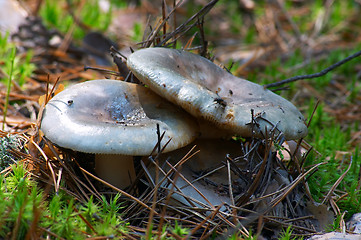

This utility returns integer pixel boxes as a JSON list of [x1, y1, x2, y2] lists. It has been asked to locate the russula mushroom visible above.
[[41, 79, 198, 189], [162, 138, 243, 172], [153, 138, 243, 208], [127, 47, 308, 140]]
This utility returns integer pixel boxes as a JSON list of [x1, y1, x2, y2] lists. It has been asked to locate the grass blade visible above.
[[2, 47, 16, 131]]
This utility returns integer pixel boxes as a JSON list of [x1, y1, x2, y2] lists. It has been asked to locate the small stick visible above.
[[80, 166, 158, 215], [162, 0, 167, 40], [83, 66, 120, 76], [264, 49, 361, 89], [322, 157, 353, 205], [110, 46, 127, 60], [172, 0, 177, 46]]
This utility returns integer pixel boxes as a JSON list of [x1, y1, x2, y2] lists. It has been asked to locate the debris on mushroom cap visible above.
[[127, 47, 308, 140], [41, 79, 198, 155]]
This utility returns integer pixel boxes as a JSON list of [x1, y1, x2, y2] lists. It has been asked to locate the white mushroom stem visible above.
[[95, 154, 136, 189]]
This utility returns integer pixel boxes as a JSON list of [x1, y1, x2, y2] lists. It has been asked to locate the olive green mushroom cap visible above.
[[41, 79, 198, 155], [127, 47, 308, 140]]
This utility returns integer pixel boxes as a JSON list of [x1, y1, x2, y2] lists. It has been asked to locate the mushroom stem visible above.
[[197, 119, 234, 139], [95, 154, 136, 189]]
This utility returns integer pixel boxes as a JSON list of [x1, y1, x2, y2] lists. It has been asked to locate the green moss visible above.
[[0, 160, 128, 239], [40, 0, 114, 40]]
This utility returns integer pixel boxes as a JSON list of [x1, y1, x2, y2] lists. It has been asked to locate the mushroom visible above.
[[40, 79, 198, 189], [151, 138, 244, 209], [127, 47, 308, 140]]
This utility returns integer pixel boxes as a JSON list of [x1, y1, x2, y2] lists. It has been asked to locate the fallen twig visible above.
[[264, 49, 361, 89]]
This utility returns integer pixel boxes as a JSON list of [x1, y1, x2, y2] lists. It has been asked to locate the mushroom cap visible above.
[[41, 79, 198, 155], [127, 47, 308, 140]]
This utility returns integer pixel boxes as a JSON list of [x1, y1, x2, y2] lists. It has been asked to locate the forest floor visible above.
[[0, 0, 361, 239]]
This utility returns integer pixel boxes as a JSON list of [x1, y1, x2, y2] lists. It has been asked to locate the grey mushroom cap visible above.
[[41, 79, 198, 155], [127, 47, 308, 140]]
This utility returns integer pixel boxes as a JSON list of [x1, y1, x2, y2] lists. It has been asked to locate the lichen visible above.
[[0, 135, 21, 171]]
